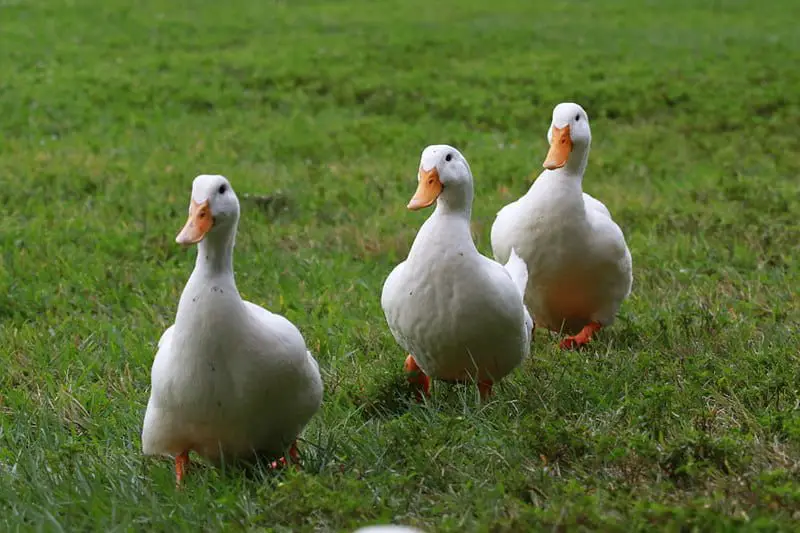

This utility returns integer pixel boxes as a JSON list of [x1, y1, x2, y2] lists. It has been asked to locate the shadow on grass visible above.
[[355, 372, 419, 422], [601, 316, 649, 353]]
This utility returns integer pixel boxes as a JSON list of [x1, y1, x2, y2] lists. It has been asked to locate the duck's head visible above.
[[543, 103, 591, 170], [407, 144, 472, 211], [176, 174, 240, 245]]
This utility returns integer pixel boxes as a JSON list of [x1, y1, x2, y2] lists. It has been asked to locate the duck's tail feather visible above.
[[307, 350, 320, 372], [505, 248, 535, 339], [504, 247, 529, 298]]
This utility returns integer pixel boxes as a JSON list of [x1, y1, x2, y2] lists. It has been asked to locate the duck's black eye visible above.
[[575, 114, 581, 121], [218, 184, 227, 194], [445, 153, 453, 162]]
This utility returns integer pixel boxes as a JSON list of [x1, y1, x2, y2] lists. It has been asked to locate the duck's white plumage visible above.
[[491, 103, 632, 338], [142, 174, 322, 466], [381, 145, 531, 384]]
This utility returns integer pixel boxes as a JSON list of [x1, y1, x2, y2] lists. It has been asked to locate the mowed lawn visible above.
[[1, 0, 799, 530]]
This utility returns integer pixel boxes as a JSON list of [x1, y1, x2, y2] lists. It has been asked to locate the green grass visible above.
[[1, 0, 799, 530]]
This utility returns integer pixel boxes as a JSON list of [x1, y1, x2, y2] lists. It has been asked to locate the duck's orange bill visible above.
[[176, 199, 213, 244], [407, 167, 442, 210], [543, 125, 572, 170]]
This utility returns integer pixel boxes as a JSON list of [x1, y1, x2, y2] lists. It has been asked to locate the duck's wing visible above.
[[380, 260, 407, 317], [503, 248, 535, 339], [490, 200, 521, 264], [583, 192, 612, 219], [241, 300, 309, 357], [157, 324, 175, 349], [241, 299, 323, 409], [585, 208, 633, 325], [142, 324, 177, 456]]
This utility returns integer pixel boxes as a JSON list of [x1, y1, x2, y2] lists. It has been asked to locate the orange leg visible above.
[[269, 441, 301, 470], [559, 321, 602, 350], [175, 450, 190, 488], [477, 380, 493, 400], [404, 354, 431, 401], [288, 441, 300, 463]]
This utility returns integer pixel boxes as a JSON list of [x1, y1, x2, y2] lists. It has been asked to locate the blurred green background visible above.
[[1, 0, 798, 530]]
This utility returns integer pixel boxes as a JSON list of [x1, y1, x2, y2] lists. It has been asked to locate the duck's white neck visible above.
[[520, 140, 592, 217], [194, 226, 236, 276], [560, 139, 590, 179], [528, 140, 591, 200], [412, 192, 477, 259], [434, 183, 473, 220]]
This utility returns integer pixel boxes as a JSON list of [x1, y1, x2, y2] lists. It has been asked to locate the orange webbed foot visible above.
[[175, 450, 190, 488], [559, 321, 602, 350], [269, 441, 301, 470], [404, 354, 431, 401]]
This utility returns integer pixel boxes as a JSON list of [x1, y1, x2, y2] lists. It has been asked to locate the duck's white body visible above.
[[381, 145, 531, 384], [142, 175, 322, 466], [491, 103, 632, 337], [382, 212, 532, 381]]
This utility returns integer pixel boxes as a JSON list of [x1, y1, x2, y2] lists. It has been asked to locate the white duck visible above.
[[491, 103, 632, 349], [381, 145, 533, 398], [142, 174, 323, 485]]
